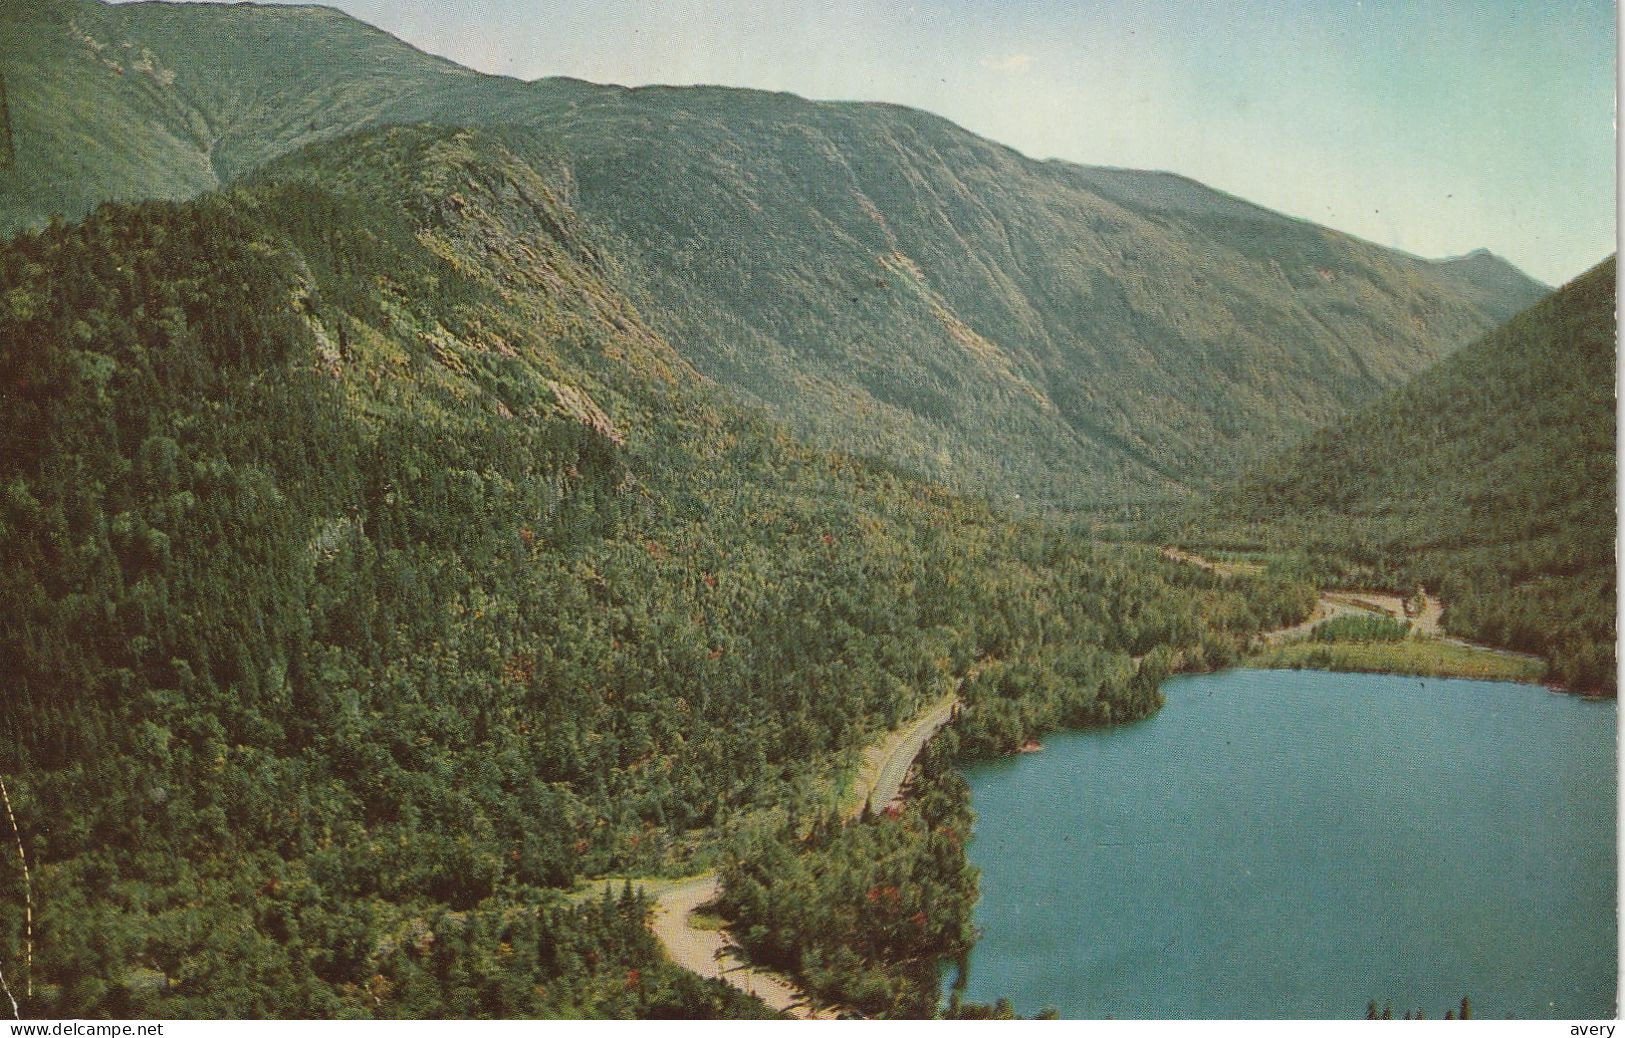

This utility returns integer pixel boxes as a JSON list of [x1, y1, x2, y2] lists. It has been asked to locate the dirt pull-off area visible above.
[[1412, 593, 1445, 636], [648, 875, 838, 1019], [1260, 597, 1365, 645], [1162, 549, 1544, 671]]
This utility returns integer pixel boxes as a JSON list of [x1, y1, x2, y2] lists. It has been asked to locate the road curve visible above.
[[644, 690, 960, 1017], [849, 691, 959, 818], [1163, 549, 1544, 668], [648, 874, 837, 1019], [1260, 597, 1367, 645]]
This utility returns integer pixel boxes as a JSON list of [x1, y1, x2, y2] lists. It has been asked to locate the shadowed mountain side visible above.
[[1191, 257, 1616, 692], [479, 91, 1544, 503]]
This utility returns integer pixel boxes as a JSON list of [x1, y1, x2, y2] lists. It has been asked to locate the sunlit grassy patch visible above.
[[1247, 637, 1546, 684], [687, 911, 729, 932]]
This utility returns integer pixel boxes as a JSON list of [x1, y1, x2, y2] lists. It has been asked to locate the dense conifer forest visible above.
[[0, 0, 1608, 1020], [0, 127, 1317, 1017]]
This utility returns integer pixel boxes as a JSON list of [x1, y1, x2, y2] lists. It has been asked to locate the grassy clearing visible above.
[[562, 874, 712, 905], [687, 911, 729, 932], [1310, 614, 1410, 643], [1247, 637, 1546, 684], [1206, 548, 1284, 573]]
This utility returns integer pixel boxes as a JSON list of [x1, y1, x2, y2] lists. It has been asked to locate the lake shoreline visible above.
[[1237, 633, 1617, 701], [1158, 547, 1614, 700], [953, 668, 1618, 1019], [1239, 640, 1551, 689]]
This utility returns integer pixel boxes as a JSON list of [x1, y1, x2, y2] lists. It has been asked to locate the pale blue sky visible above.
[[120, 0, 1616, 283]]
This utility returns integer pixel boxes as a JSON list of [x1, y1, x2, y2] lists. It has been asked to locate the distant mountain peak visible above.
[[1423, 247, 1549, 316], [1436, 246, 1522, 273]]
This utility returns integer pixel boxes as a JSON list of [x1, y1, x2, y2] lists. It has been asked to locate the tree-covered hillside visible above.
[[1186, 258, 1617, 692], [0, 0, 1604, 1019], [1, 0, 1546, 504], [484, 91, 1542, 505], [0, 125, 1311, 1017]]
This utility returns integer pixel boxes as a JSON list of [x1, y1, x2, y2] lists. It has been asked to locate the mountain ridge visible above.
[[2, 0, 1546, 285], [1, 0, 1552, 503]]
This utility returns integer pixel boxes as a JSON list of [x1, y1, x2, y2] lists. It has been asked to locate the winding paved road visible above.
[[848, 691, 958, 818]]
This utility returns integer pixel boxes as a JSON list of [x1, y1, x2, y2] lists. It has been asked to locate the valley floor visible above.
[[1162, 549, 1555, 687]]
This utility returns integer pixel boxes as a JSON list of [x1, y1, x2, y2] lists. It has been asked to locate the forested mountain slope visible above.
[[1189, 258, 1617, 692], [0, 124, 1311, 1016], [477, 93, 1542, 504], [1, 0, 1547, 503]]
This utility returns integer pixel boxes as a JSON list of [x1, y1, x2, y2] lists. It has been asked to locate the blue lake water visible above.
[[954, 669, 1617, 1019]]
